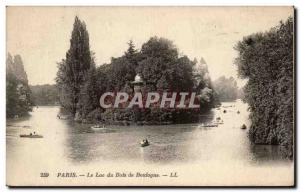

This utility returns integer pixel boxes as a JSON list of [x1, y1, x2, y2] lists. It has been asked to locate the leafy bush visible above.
[[234, 17, 293, 158]]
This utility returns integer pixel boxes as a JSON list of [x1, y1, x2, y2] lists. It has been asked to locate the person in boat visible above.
[[30, 132, 32, 136], [33, 132, 36, 135]]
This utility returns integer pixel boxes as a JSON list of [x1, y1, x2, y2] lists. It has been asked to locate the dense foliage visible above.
[[30, 84, 59, 106], [213, 76, 238, 101], [56, 16, 94, 117], [56, 17, 217, 124], [6, 53, 33, 118], [234, 17, 294, 158]]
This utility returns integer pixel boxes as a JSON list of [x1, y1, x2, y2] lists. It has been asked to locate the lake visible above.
[[6, 100, 294, 186]]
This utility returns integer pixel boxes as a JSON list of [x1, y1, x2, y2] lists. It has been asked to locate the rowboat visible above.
[[20, 134, 43, 138], [202, 124, 218, 127], [140, 140, 150, 147], [91, 124, 106, 129], [241, 124, 247, 129]]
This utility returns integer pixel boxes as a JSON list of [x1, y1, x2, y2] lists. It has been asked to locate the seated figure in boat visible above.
[[141, 139, 149, 147]]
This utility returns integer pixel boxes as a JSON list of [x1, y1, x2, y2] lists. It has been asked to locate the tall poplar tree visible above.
[[56, 16, 92, 116]]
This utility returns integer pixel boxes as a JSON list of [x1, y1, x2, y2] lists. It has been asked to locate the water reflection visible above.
[[6, 101, 292, 167], [249, 144, 288, 163], [64, 122, 197, 164]]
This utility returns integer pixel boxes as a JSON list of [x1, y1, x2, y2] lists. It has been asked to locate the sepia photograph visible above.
[[5, 6, 295, 187]]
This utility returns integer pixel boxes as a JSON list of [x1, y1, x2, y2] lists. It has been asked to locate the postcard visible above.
[[6, 6, 294, 186]]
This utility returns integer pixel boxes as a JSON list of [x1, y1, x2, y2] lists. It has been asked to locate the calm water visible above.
[[6, 100, 294, 186]]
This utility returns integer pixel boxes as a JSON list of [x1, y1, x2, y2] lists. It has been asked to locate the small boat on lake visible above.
[[57, 114, 69, 120], [91, 124, 106, 129], [20, 134, 43, 138], [202, 124, 218, 128], [140, 139, 150, 147], [241, 124, 247, 129]]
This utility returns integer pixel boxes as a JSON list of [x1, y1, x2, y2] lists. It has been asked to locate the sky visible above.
[[6, 6, 293, 87]]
